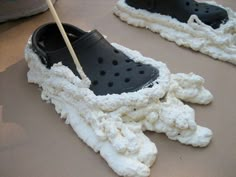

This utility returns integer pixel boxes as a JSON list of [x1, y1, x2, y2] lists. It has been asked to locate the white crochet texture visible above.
[[25, 39, 213, 177], [114, 0, 236, 65]]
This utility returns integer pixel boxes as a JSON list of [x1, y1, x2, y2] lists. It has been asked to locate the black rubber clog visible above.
[[31, 23, 159, 95], [126, 0, 228, 29]]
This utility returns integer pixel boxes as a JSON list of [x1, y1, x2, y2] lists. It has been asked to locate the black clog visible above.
[[32, 23, 159, 95], [125, 0, 228, 29]]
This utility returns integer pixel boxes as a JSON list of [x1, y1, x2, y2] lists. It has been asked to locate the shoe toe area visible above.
[[197, 4, 228, 28]]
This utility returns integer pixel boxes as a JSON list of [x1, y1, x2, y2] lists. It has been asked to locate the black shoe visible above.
[[126, 0, 228, 29], [31, 23, 159, 95]]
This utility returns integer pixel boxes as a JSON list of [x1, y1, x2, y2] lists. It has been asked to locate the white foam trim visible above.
[[25, 37, 213, 177], [114, 0, 236, 65]]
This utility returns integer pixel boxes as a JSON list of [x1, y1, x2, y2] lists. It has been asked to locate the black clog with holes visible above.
[[125, 0, 228, 29], [31, 23, 159, 95], [114, 0, 236, 65]]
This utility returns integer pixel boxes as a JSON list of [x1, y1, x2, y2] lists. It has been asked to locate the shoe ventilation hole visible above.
[[148, 83, 154, 88], [195, 8, 199, 12], [126, 68, 132, 71], [112, 60, 118, 65], [108, 82, 114, 87], [114, 49, 119, 54], [125, 59, 131, 63], [100, 70, 106, 76], [205, 6, 210, 13], [114, 72, 120, 77], [195, 3, 199, 6], [92, 80, 98, 85], [137, 63, 142, 67], [125, 78, 130, 83], [186, 2, 190, 6], [98, 57, 103, 64], [139, 70, 145, 74]]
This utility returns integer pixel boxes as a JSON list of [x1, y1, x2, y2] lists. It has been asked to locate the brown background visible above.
[[0, 0, 235, 177]]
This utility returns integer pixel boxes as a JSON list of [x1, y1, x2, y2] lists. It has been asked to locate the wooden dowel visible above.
[[45, 0, 88, 81]]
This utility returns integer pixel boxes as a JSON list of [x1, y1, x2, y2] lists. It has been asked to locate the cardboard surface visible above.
[[0, 0, 236, 177]]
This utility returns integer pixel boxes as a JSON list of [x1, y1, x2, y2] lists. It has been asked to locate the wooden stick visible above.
[[45, 0, 88, 81]]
